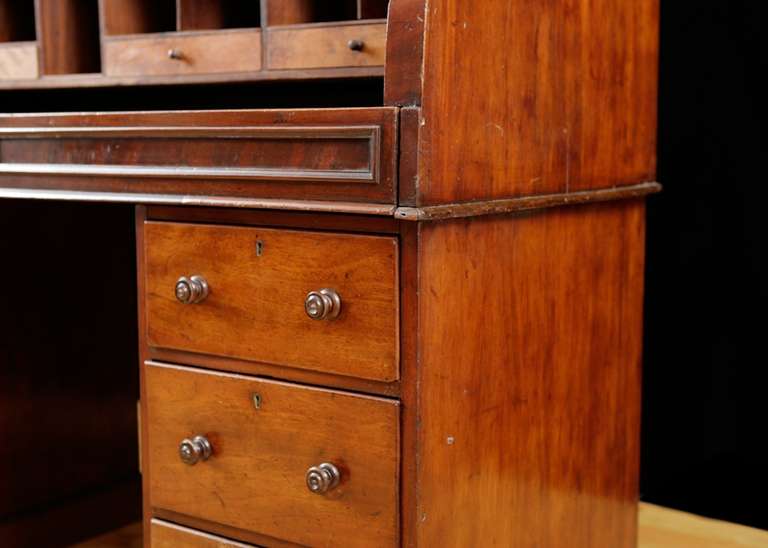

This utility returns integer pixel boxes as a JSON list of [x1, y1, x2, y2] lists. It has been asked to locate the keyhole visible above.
[[256, 240, 264, 256]]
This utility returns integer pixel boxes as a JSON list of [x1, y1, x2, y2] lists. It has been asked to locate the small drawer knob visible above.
[[348, 39, 365, 51], [175, 275, 209, 304], [167, 48, 184, 60], [179, 435, 212, 465], [305, 288, 341, 320], [306, 462, 341, 494]]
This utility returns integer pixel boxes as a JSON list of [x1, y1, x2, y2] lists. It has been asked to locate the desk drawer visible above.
[[0, 108, 397, 204], [151, 519, 254, 547], [104, 30, 262, 77], [144, 221, 399, 382], [146, 362, 399, 547], [268, 22, 386, 70]]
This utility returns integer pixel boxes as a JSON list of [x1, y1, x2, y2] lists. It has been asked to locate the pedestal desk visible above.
[[0, 1, 659, 546]]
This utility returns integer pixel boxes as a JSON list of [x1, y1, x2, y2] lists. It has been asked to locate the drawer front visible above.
[[0, 43, 39, 80], [268, 23, 386, 70], [144, 221, 399, 382], [151, 519, 254, 547], [146, 362, 399, 547], [104, 30, 262, 77], [0, 108, 398, 204]]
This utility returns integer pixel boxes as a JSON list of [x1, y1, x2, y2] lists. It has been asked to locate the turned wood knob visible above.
[[304, 288, 341, 320], [175, 275, 209, 304], [348, 39, 365, 51], [179, 435, 212, 465], [306, 462, 341, 494]]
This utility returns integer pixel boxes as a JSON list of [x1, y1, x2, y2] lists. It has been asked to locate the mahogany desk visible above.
[[0, 1, 659, 546]]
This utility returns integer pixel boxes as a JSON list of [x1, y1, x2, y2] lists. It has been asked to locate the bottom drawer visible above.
[[151, 519, 253, 547], [145, 362, 400, 547]]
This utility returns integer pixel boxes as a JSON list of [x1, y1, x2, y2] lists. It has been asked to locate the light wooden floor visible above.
[[71, 503, 768, 547]]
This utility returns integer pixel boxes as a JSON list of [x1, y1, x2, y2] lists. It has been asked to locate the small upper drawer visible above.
[[144, 221, 399, 382], [0, 108, 397, 204], [268, 22, 386, 70], [0, 43, 39, 80], [146, 362, 399, 547], [103, 30, 262, 77]]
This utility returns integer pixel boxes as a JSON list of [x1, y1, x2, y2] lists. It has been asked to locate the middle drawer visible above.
[[144, 221, 399, 382]]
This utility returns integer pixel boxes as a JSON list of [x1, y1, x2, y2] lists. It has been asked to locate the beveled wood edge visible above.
[[103, 27, 262, 42], [0, 66, 385, 90], [0, 182, 659, 219], [0, 188, 397, 215], [393, 182, 663, 221]]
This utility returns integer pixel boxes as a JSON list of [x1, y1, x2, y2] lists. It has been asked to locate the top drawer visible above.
[[0, 108, 397, 205]]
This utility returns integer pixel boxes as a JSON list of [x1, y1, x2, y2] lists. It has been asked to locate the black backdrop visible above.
[[641, 0, 767, 528]]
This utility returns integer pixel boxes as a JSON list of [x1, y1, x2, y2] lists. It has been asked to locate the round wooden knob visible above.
[[305, 288, 341, 320], [179, 435, 212, 465], [306, 462, 341, 494], [175, 275, 209, 304], [348, 39, 365, 51]]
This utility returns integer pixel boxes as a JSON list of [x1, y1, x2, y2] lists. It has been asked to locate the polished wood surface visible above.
[[144, 221, 399, 381], [416, 0, 659, 204], [150, 520, 253, 548], [145, 362, 399, 547], [0, 108, 398, 205], [104, 30, 262, 77], [267, 22, 386, 70], [412, 201, 646, 546]]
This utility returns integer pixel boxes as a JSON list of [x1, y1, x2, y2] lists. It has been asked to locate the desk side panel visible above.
[[414, 201, 646, 547]]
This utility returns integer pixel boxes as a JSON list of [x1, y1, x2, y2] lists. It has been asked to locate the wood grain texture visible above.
[[145, 362, 399, 547], [104, 30, 262, 77], [36, 0, 101, 75], [268, 22, 386, 70], [177, 0, 260, 31], [413, 201, 646, 547], [383, 0, 426, 106], [0, 42, 38, 79], [264, 0, 319, 26], [150, 520, 253, 548], [100, 0, 176, 35], [417, 0, 659, 204], [144, 222, 399, 381], [0, 108, 398, 204]]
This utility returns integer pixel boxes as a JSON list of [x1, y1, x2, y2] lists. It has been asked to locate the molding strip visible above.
[[0, 125, 381, 185], [0, 188, 397, 216], [393, 182, 662, 221]]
